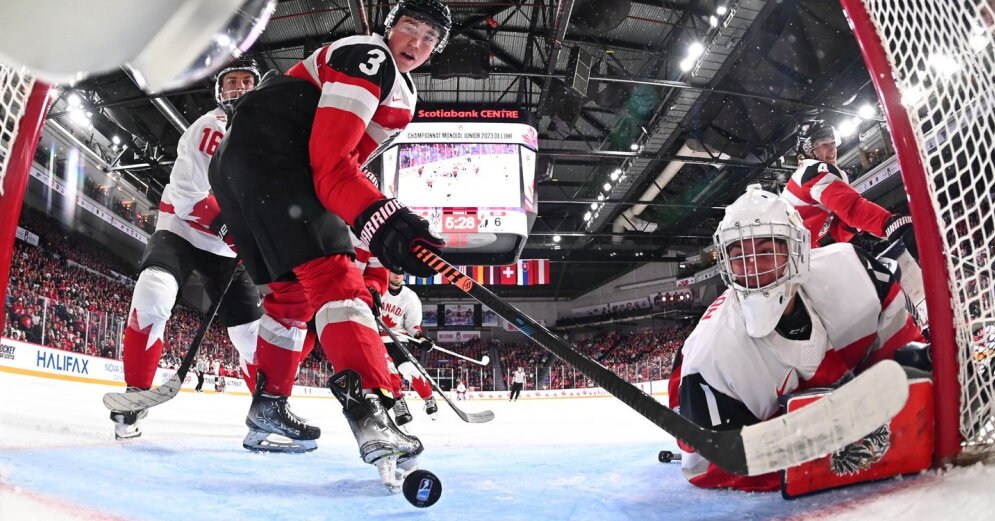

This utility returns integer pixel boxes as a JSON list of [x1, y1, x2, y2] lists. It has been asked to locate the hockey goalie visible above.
[[668, 185, 933, 497]]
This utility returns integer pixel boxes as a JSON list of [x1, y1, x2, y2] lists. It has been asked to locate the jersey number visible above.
[[359, 49, 387, 76], [199, 129, 223, 155]]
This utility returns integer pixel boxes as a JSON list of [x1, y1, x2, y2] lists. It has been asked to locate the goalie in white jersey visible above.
[[380, 270, 438, 422], [668, 185, 926, 493]]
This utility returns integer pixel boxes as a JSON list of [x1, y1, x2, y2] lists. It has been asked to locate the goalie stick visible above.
[[375, 315, 494, 424], [102, 264, 239, 413], [388, 332, 491, 366], [413, 245, 910, 476]]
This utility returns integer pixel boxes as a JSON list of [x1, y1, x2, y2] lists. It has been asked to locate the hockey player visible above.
[[455, 380, 467, 400], [669, 185, 928, 492], [209, 0, 450, 491], [782, 120, 916, 255], [109, 60, 269, 441], [380, 270, 439, 422]]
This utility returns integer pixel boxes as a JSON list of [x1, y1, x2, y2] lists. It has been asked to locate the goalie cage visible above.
[[0, 64, 50, 332], [840, 0, 995, 464]]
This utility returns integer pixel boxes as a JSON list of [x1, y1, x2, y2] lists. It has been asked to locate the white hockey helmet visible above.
[[714, 184, 811, 338]]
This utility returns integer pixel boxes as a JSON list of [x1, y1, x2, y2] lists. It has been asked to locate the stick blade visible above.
[[740, 360, 909, 475], [461, 409, 495, 423], [102, 378, 183, 412]]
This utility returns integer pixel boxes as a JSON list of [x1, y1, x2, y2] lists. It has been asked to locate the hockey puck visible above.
[[402, 469, 442, 508], [659, 450, 675, 463]]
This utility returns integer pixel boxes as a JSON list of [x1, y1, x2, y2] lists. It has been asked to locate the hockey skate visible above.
[[330, 369, 424, 493], [392, 396, 413, 426], [243, 371, 320, 453], [424, 397, 438, 420], [110, 387, 148, 440]]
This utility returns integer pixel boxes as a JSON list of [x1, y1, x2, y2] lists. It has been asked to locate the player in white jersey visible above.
[[109, 60, 314, 450], [668, 185, 926, 492], [381, 270, 438, 422]]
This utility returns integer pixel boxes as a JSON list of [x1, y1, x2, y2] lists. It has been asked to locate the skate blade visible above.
[[242, 430, 318, 453], [376, 456, 402, 493], [114, 430, 142, 441]]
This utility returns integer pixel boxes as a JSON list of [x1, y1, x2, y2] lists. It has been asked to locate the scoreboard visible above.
[[377, 105, 538, 265]]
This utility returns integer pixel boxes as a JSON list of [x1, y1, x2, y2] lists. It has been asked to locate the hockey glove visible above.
[[209, 217, 238, 254], [352, 198, 445, 278], [368, 286, 383, 317], [884, 214, 918, 260]]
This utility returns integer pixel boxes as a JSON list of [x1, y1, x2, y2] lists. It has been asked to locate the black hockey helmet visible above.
[[214, 58, 261, 114], [796, 119, 840, 158], [384, 0, 452, 53]]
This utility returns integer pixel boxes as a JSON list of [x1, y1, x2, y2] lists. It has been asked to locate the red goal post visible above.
[[0, 65, 51, 331], [840, 0, 995, 464]]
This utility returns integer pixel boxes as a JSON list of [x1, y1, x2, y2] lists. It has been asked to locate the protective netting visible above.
[[0, 64, 36, 196], [858, 0, 995, 458]]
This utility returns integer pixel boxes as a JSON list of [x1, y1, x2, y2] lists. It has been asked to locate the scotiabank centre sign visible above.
[[413, 104, 535, 124]]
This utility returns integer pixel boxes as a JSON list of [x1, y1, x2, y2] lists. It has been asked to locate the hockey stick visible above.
[[375, 315, 494, 424], [413, 245, 910, 475], [388, 332, 491, 366], [102, 263, 240, 412]]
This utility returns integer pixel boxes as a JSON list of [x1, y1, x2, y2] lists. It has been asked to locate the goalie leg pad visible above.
[[781, 378, 933, 499]]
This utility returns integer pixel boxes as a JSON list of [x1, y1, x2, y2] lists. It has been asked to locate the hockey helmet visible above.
[[214, 58, 261, 114], [796, 119, 840, 158], [384, 0, 452, 53], [714, 184, 811, 338]]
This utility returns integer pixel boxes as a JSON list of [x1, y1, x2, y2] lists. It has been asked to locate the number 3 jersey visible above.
[[156, 107, 235, 258], [286, 33, 417, 225]]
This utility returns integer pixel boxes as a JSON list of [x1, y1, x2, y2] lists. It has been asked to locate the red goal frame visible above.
[[0, 80, 51, 331], [839, 0, 962, 464]]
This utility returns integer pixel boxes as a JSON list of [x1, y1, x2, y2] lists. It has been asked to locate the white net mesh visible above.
[[0, 64, 36, 196], [858, 0, 995, 457]]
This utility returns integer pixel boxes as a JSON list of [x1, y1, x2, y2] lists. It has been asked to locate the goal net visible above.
[[0, 64, 50, 331], [840, 0, 995, 463]]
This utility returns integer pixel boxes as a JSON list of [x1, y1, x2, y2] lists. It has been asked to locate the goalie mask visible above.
[[384, 0, 452, 53], [714, 185, 811, 338], [214, 58, 261, 115]]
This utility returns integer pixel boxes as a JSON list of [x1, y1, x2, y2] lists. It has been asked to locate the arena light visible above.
[[709, 15, 718, 27], [610, 169, 621, 181], [603, 182, 612, 191], [857, 103, 875, 119], [67, 92, 82, 107], [716, 5, 728, 15], [583, 211, 592, 221], [597, 193, 605, 201], [679, 57, 694, 72], [590, 202, 599, 210], [112, 135, 121, 145], [838, 118, 858, 138], [553, 235, 562, 243], [687, 42, 704, 59]]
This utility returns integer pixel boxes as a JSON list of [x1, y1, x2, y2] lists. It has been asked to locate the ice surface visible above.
[[1, 371, 993, 520]]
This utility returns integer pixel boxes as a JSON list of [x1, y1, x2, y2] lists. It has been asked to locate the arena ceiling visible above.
[[56, 0, 886, 300]]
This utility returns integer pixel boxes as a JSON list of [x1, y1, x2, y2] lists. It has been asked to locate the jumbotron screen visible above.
[[378, 108, 538, 265]]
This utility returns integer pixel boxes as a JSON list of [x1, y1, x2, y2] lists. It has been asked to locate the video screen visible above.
[[396, 143, 521, 207], [481, 306, 500, 327], [443, 303, 477, 326], [422, 307, 438, 327]]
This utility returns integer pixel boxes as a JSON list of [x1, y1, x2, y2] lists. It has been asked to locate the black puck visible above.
[[402, 469, 442, 508], [659, 450, 674, 463]]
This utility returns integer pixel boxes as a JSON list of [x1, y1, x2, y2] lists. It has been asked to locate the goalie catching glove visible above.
[[352, 198, 445, 278]]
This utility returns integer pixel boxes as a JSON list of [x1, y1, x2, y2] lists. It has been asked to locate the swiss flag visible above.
[[498, 263, 518, 285]]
